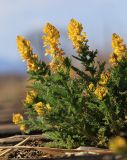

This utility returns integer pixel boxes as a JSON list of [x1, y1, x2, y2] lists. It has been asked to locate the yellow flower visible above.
[[109, 136, 126, 152], [29, 90, 37, 97], [109, 53, 118, 65], [42, 23, 63, 56], [43, 23, 60, 39], [27, 55, 38, 72], [99, 72, 110, 85], [94, 86, 108, 100], [12, 114, 26, 132], [25, 94, 33, 104], [49, 60, 58, 72], [24, 90, 37, 104], [88, 83, 94, 90], [34, 102, 45, 116], [68, 18, 87, 53], [27, 60, 37, 71], [42, 23, 65, 72], [19, 124, 26, 132], [112, 33, 126, 55], [27, 54, 39, 71], [17, 36, 39, 71], [12, 113, 23, 124], [49, 56, 65, 73], [16, 36, 32, 61], [109, 33, 127, 65], [55, 54, 64, 62]]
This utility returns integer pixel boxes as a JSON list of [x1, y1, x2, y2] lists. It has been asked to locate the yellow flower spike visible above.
[[55, 54, 65, 62], [109, 136, 126, 152], [43, 23, 60, 39], [12, 113, 23, 125], [19, 124, 26, 132], [49, 54, 65, 73], [29, 90, 37, 98], [49, 60, 58, 72], [68, 18, 87, 53], [109, 33, 127, 65], [34, 102, 45, 116], [24, 90, 37, 104], [99, 72, 110, 85], [42, 23, 62, 56], [27, 54, 39, 71], [42, 22, 65, 72], [109, 53, 118, 65], [88, 83, 94, 90], [27, 60, 37, 71], [94, 86, 108, 100], [16, 36, 33, 61], [25, 94, 33, 104]]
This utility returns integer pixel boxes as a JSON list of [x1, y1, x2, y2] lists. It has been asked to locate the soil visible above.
[[0, 136, 116, 160], [6, 138, 52, 159]]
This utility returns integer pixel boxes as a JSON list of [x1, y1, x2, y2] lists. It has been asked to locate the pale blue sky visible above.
[[1, 0, 127, 73]]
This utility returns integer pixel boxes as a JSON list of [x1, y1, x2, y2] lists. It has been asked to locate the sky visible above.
[[1, 0, 127, 73]]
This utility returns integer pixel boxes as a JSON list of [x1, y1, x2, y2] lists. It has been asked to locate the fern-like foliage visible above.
[[15, 19, 127, 149]]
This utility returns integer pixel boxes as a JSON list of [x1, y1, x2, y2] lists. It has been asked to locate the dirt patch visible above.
[[0, 136, 116, 160], [6, 138, 58, 159]]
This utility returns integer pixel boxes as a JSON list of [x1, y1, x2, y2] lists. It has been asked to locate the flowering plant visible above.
[[109, 136, 127, 158], [13, 19, 127, 149]]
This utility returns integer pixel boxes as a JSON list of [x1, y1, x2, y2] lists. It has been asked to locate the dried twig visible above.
[[0, 134, 42, 144], [0, 145, 114, 156], [0, 136, 30, 157]]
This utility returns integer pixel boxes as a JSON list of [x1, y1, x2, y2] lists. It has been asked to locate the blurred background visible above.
[[0, 0, 127, 137]]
